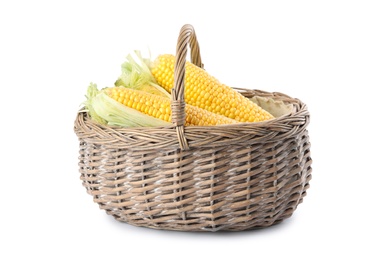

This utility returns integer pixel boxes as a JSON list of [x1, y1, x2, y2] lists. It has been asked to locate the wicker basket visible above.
[[74, 24, 312, 232]]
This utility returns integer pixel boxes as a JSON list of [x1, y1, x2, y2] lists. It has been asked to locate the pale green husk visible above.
[[115, 50, 170, 98], [249, 96, 294, 118], [83, 83, 107, 125]]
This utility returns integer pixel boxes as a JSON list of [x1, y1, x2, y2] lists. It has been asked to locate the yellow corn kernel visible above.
[[150, 54, 274, 122], [105, 87, 238, 126]]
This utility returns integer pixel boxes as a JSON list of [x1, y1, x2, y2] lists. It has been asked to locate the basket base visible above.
[[94, 192, 308, 232], [114, 215, 288, 232]]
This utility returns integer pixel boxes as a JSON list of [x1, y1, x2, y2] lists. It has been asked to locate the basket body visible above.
[[74, 89, 312, 232]]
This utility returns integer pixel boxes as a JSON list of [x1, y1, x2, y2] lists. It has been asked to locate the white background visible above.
[[1, 0, 389, 259]]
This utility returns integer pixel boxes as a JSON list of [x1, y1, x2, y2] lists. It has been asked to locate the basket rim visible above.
[[74, 88, 310, 151], [76, 87, 308, 129]]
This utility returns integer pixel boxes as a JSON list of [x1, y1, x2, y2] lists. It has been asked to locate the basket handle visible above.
[[171, 24, 203, 150]]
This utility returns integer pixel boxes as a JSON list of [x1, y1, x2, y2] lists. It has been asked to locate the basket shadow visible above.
[[104, 213, 294, 237]]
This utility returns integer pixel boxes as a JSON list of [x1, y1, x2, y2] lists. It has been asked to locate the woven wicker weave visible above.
[[74, 24, 312, 232]]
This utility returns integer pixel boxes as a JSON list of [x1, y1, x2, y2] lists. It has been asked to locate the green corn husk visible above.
[[115, 50, 170, 98]]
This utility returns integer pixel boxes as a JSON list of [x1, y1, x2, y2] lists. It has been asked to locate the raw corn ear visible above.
[[105, 87, 239, 126], [84, 83, 171, 127], [149, 54, 274, 122]]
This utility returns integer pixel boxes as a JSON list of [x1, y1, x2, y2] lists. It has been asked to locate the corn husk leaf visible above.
[[115, 50, 170, 98], [82, 83, 107, 125], [249, 96, 294, 118]]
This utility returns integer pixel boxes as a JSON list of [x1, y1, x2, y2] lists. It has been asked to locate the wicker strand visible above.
[[171, 24, 203, 150]]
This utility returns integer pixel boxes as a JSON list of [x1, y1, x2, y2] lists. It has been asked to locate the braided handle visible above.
[[171, 24, 203, 150]]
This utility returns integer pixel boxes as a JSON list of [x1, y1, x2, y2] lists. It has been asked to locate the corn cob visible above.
[[149, 54, 274, 122], [105, 87, 238, 126]]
